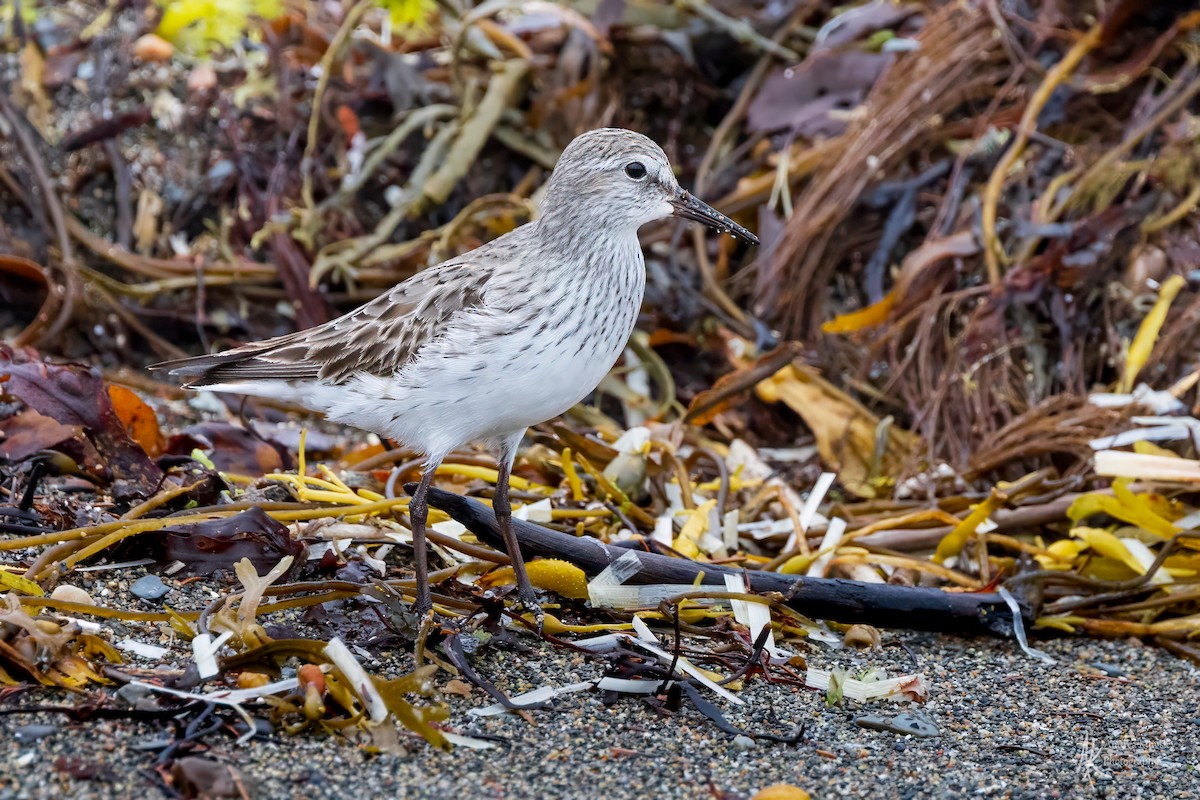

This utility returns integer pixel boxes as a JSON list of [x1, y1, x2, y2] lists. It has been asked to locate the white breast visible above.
[[317, 242, 647, 459]]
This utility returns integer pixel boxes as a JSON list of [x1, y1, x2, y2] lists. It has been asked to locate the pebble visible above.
[[132, 33, 174, 63], [187, 62, 217, 94], [855, 710, 940, 738], [130, 574, 169, 601], [116, 683, 158, 710], [14, 725, 58, 742], [1089, 662, 1126, 677], [50, 584, 94, 605], [733, 734, 755, 750]]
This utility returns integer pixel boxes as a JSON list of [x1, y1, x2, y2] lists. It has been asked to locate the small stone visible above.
[[130, 574, 170, 601], [117, 683, 159, 711], [133, 33, 174, 63], [50, 584, 94, 605], [892, 711, 939, 737], [14, 724, 58, 742], [236, 671, 270, 689], [856, 710, 940, 738], [1089, 662, 1125, 678], [205, 159, 236, 189], [187, 62, 218, 94], [131, 735, 173, 752], [733, 734, 755, 750]]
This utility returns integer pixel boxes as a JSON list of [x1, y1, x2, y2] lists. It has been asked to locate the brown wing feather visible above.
[[152, 262, 491, 387]]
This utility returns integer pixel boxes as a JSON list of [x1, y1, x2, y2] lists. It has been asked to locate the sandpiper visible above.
[[154, 128, 758, 621]]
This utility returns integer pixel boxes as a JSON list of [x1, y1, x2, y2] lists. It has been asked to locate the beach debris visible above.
[[855, 710, 940, 738]]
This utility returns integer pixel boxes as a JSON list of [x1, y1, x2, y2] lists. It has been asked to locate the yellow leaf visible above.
[[1080, 556, 1139, 582], [1120, 273, 1185, 392], [756, 365, 917, 498], [676, 499, 716, 543], [156, 0, 284, 56], [822, 292, 896, 334], [1071, 527, 1144, 573], [779, 554, 816, 574], [480, 559, 589, 600], [78, 634, 124, 664], [1067, 479, 1178, 538], [0, 569, 44, 596], [1034, 616, 1080, 633], [434, 464, 554, 494], [1132, 440, 1179, 458], [934, 490, 1004, 564], [695, 471, 761, 492], [753, 785, 811, 800], [1034, 539, 1087, 569], [672, 533, 703, 559], [382, 0, 436, 28], [561, 447, 584, 501], [1166, 553, 1200, 573]]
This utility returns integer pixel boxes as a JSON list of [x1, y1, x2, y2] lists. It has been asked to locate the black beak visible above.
[[670, 191, 759, 245]]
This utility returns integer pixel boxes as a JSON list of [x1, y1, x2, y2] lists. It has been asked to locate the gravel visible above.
[[2, 631, 1198, 800]]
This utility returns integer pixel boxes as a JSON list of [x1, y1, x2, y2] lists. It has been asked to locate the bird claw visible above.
[[514, 587, 545, 634], [411, 595, 433, 619]]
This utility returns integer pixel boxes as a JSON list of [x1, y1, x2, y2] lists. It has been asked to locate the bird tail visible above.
[[149, 344, 308, 388]]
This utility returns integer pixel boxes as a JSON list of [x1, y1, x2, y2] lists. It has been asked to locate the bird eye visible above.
[[624, 161, 647, 180]]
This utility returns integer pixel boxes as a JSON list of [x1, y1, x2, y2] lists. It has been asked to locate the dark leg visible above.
[[496, 433, 541, 627], [408, 461, 440, 617]]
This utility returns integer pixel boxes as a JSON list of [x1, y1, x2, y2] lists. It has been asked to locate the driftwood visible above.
[[423, 487, 1021, 637]]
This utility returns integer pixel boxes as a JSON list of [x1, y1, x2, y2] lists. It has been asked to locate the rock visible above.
[[187, 62, 218, 94], [130, 574, 170, 601], [116, 683, 159, 711], [14, 724, 58, 742], [855, 710, 940, 738], [50, 584, 94, 605], [733, 734, 755, 751], [133, 34, 174, 63]]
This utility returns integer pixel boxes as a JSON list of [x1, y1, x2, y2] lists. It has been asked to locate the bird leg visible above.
[[407, 463, 439, 617], [496, 442, 542, 628]]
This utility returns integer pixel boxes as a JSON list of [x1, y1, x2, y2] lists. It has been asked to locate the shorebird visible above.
[[154, 128, 758, 622]]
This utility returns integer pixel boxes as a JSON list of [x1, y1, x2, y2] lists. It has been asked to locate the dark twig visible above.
[[715, 623, 774, 686], [0, 89, 79, 342], [440, 631, 549, 711], [103, 139, 133, 251], [425, 488, 1018, 636], [679, 683, 805, 745]]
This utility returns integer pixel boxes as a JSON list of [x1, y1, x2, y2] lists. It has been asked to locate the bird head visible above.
[[541, 128, 759, 245]]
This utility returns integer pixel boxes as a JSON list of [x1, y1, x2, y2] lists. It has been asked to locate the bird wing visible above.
[[153, 261, 493, 387]]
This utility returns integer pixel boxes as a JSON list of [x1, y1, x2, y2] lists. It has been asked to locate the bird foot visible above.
[[411, 594, 433, 619], [513, 586, 545, 634]]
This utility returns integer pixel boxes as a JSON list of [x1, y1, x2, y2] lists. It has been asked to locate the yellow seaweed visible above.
[[1120, 273, 1186, 392], [934, 490, 1003, 564], [1067, 479, 1179, 538]]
